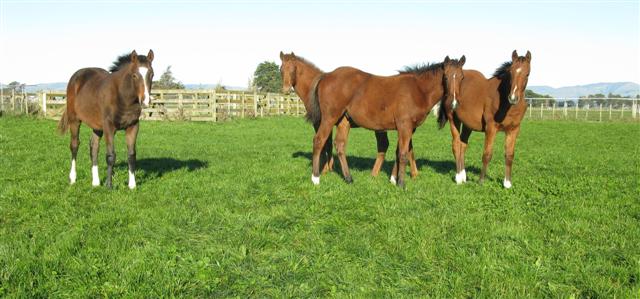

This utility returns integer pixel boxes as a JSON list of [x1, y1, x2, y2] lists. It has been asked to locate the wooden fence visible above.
[[1, 90, 638, 122], [0, 89, 306, 121]]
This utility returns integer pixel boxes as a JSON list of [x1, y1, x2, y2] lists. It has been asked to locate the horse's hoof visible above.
[[311, 175, 320, 185], [503, 179, 512, 189], [344, 176, 353, 184], [389, 176, 397, 185]]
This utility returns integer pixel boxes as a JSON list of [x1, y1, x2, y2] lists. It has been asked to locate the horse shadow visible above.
[[292, 151, 480, 177], [116, 157, 208, 179]]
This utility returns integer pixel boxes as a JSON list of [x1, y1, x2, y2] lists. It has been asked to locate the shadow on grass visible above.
[[116, 157, 208, 179], [292, 151, 480, 178]]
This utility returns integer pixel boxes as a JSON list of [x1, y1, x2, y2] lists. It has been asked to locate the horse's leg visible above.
[[503, 126, 521, 189], [448, 116, 463, 184], [68, 120, 81, 184], [390, 143, 399, 185], [89, 129, 103, 186], [311, 119, 337, 185], [371, 131, 388, 177], [125, 123, 139, 189], [479, 125, 498, 184], [458, 125, 473, 183], [323, 130, 334, 174], [334, 118, 353, 183], [103, 123, 116, 189], [395, 125, 413, 188], [313, 122, 332, 174], [408, 135, 418, 178]]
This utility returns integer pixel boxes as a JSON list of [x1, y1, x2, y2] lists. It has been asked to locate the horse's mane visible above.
[[492, 61, 512, 79], [399, 62, 443, 75], [293, 55, 323, 73], [109, 53, 150, 73]]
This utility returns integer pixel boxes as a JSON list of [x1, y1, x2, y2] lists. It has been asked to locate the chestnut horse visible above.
[[279, 51, 418, 179], [307, 56, 466, 188], [58, 50, 155, 189], [438, 50, 531, 188]]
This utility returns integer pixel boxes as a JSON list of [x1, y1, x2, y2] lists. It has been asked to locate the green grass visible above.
[[0, 115, 638, 297]]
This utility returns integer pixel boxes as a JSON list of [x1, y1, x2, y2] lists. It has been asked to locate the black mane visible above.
[[109, 53, 149, 72], [399, 62, 443, 75], [492, 61, 512, 78]]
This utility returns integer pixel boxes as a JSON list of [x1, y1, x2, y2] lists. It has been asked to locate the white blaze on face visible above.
[[138, 67, 150, 106], [69, 159, 77, 184]]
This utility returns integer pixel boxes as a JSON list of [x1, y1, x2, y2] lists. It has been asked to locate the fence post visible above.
[[41, 91, 47, 116], [241, 92, 245, 118], [529, 101, 532, 118], [563, 100, 567, 118], [253, 90, 258, 117], [540, 103, 544, 119], [11, 89, 15, 112], [632, 99, 637, 119], [575, 99, 579, 119], [621, 104, 625, 119], [277, 94, 281, 115], [585, 104, 589, 120], [599, 103, 603, 122], [552, 103, 556, 119], [227, 92, 231, 118], [609, 103, 612, 120]]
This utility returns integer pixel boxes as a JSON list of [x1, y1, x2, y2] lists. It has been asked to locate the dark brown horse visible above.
[[438, 50, 531, 188], [307, 56, 466, 188], [58, 50, 155, 189], [279, 51, 418, 180]]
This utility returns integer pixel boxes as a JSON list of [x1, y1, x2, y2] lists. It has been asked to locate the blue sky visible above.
[[1, 0, 638, 88]]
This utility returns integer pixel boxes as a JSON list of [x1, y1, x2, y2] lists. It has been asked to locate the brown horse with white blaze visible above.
[[438, 50, 531, 188], [58, 50, 155, 189], [279, 51, 418, 179], [308, 56, 466, 188]]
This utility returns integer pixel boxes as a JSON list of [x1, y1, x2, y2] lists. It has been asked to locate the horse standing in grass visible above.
[[307, 56, 466, 188], [279, 51, 418, 178], [58, 50, 155, 189], [438, 50, 531, 188]]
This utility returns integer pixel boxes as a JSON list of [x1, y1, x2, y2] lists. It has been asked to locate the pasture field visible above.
[[0, 116, 638, 297]]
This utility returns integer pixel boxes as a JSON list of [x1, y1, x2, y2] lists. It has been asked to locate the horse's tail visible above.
[[437, 96, 448, 130], [305, 73, 325, 126], [57, 110, 69, 135]]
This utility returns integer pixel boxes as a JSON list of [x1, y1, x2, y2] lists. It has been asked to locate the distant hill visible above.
[[528, 82, 639, 98]]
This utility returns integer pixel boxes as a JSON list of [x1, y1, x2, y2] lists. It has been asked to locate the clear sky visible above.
[[1, 0, 638, 88]]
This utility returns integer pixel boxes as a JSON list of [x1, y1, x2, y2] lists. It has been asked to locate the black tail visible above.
[[437, 96, 448, 130], [305, 74, 325, 126]]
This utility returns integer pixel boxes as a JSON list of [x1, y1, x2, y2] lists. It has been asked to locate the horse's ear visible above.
[[460, 55, 466, 66], [291, 52, 296, 57], [444, 56, 450, 64], [147, 49, 154, 62], [280, 51, 284, 60], [130, 50, 139, 65], [525, 50, 531, 62], [512, 50, 518, 61]]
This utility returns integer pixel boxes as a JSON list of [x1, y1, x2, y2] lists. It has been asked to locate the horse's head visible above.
[[279, 51, 297, 94], [443, 55, 466, 103], [507, 50, 531, 104], [126, 49, 155, 107]]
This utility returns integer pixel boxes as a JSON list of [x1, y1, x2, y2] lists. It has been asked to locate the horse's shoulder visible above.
[[463, 69, 486, 80]]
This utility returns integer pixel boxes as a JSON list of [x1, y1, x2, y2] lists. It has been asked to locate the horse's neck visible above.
[[419, 71, 445, 100], [293, 61, 322, 105]]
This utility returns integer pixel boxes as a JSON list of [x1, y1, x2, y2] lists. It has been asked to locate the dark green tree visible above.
[[253, 61, 282, 93], [153, 66, 185, 89]]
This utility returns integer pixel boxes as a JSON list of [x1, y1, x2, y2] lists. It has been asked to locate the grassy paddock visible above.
[[0, 116, 638, 297]]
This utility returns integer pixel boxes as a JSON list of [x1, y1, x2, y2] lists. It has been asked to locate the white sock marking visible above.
[[91, 165, 100, 186], [138, 67, 150, 106], [128, 170, 136, 189], [390, 175, 397, 185], [503, 179, 512, 189], [311, 175, 320, 185], [69, 159, 77, 184], [460, 169, 467, 182]]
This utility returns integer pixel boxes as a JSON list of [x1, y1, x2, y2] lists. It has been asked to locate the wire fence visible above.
[[0, 90, 638, 122]]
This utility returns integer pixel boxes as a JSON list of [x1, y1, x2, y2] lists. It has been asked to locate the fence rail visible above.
[[0, 90, 638, 122]]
